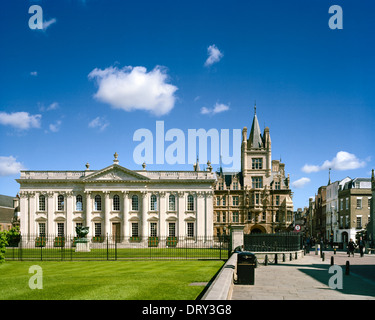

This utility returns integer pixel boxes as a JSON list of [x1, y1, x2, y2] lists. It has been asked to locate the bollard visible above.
[[322, 252, 325, 261], [264, 255, 268, 266], [290, 253, 292, 261], [345, 261, 350, 275], [275, 253, 278, 264], [331, 256, 334, 266], [283, 253, 286, 262], [295, 252, 298, 260]]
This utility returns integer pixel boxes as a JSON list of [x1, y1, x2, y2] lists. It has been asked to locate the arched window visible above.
[[150, 194, 157, 211], [57, 195, 64, 211], [169, 194, 176, 211], [76, 195, 83, 211], [187, 195, 194, 211], [131, 195, 138, 211], [113, 195, 120, 211], [94, 195, 102, 211], [39, 195, 46, 211]]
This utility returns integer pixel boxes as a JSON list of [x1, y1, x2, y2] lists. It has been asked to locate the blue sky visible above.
[[0, 0, 374, 210]]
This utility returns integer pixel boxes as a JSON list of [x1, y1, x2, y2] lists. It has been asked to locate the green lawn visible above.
[[0, 260, 224, 300]]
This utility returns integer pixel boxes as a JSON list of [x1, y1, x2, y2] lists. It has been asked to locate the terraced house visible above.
[[214, 106, 294, 235]]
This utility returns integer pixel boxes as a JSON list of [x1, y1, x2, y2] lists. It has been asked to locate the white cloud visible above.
[[292, 177, 311, 189], [88, 65, 178, 116], [49, 120, 62, 133], [0, 156, 25, 176], [30, 71, 38, 76], [302, 151, 367, 173], [204, 44, 223, 67], [39, 102, 59, 112], [0, 111, 41, 130], [88, 116, 109, 131], [43, 18, 57, 30], [200, 102, 229, 115]]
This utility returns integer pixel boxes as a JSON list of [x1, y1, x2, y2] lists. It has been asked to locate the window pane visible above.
[[168, 223, 176, 237], [58, 195, 64, 211], [150, 222, 157, 237], [76, 195, 83, 211], [150, 195, 157, 211], [169, 195, 175, 211], [187, 195, 194, 211], [57, 223, 64, 237], [95, 223, 102, 237], [95, 195, 101, 211], [132, 195, 138, 211], [113, 195, 120, 211], [187, 222, 194, 237], [131, 223, 139, 237]]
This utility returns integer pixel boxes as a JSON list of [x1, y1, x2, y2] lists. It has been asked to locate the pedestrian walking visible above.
[[347, 238, 356, 257], [358, 237, 365, 257]]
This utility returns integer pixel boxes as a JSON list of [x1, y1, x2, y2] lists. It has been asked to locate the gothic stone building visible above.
[[214, 107, 294, 235], [17, 153, 215, 240]]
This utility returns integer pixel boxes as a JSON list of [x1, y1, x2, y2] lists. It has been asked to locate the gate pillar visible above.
[[230, 225, 245, 252]]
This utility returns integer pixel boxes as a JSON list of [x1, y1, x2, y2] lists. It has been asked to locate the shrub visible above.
[[0, 231, 8, 263]]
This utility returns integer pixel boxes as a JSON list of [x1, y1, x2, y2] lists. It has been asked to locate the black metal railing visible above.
[[5, 234, 229, 261], [244, 232, 302, 252]]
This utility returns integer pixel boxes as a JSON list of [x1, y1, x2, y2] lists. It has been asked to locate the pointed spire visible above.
[[328, 168, 331, 185], [249, 102, 263, 149]]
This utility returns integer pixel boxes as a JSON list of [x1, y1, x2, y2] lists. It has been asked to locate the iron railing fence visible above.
[[244, 232, 302, 252], [5, 234, 230, 261]]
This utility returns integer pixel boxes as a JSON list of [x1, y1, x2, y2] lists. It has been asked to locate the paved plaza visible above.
[[231, 251, 375, 300]]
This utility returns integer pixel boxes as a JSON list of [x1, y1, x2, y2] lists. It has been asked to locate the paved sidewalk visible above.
[[231, 252, 375, 300]]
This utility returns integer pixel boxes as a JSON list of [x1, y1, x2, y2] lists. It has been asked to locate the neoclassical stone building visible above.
[[17, 153, 215, 239], [214, 106, 294, 235]]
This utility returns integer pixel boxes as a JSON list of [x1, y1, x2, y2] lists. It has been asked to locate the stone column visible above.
[[66, 192, 73, 237], [159, 192, 166, 237], [47, 192, 54, 235], [141, 191, 148, 239], [19, 192, 29, 236], [104, 191, 111, 237], [205, 191, 214, 238], [84, 191, 92, 237], [178, 191, 185, 237], [230, 224, 245, 252], [197, 192, 205, 238], [28, 192, 36, 235], [122, 191, 129, 239]]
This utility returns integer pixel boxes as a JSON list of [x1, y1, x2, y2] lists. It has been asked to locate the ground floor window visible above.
[[95, 223, 102, 237], [57, 223, 64, 237], [39, 223, 46, 237], [150, 222, 158, 237], [131, 223, 139, 237], [168, 223, 176, 237], [187, 222, 194, 237]]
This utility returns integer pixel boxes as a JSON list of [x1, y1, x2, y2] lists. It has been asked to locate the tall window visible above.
[[76, 195, 83, 211], [222, 196, 226, 206], [39, 223, 46, 237], [39, 195, 46, 211], [356, 216, 362, 229], [216, 212, 220, 222], [150, 222, 157, 237], [150, 194, 157, 211], [168, 223, 176, 237], [232, 196, 239, 206], [356, 198, 362, 209], [232, 212, 239, 223], [57, 195, 64, 211], [232, 182, 239, 190], [187, 195, 194, 211], [275, 195, 280, 206], [252, 177, 263, 189], [187, 222, 195, 237], [274, 182, 280, 190], [57, 222, 64, 237], [218, 182, 224, 190], [346, 198, 349, 210], [95, 223, 102, 237], [131, 223, 139, 237], [94, 195, 102, 211], [169, 195, 176, 211], [113, 195, 120, 211], [131, 195, 139, 211], [252, 158, 263, 169], [216, 197, 220, 206], [254, 193, 260, 205]]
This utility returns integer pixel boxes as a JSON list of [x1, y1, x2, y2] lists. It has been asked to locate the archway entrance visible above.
[[250, 225, 266, 234]]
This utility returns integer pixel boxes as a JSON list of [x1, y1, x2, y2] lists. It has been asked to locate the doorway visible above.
[[112, 223, 121, 242]]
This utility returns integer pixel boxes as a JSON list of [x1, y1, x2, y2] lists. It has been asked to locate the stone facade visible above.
[[17, 154, 215, 239], [213, 106, 294, 235]]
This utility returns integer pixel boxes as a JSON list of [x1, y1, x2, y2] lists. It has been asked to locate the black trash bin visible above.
[[237, 252, 257, 285]]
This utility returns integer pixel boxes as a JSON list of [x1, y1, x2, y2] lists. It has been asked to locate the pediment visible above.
[[83, 165, 149, 182]]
